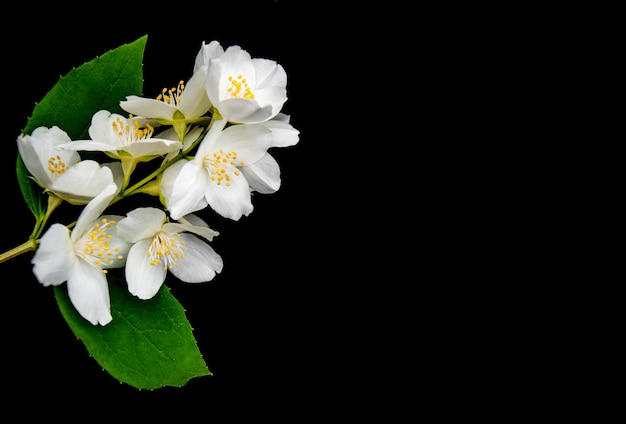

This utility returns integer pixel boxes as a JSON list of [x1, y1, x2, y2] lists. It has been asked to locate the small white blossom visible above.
[[31, 184, 131, 325], [116, 207, 223, 300], [159, 119, 272, 220], [203, 41, 288, 124], [16, 126, 120, 204], [59, 110, 182, 161]]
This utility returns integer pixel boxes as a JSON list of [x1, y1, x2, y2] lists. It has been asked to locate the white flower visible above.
[[59, 110, 182, 161], [116, 207, 223, 300], [240, 113, 300, 194], [31, 183, 131, 325], [159, 119, 272, 220], [16, 126, 120, 205], [119, 66, 212, 142], [204, 42, 288, 124]]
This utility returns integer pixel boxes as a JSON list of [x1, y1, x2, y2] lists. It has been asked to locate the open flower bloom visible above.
[[116, 207, 223, 300], [240, 113, 300, 194], [58, 110, 183, 189], [204, 42, 288, 124], [119, 67, 213, 142], [17, 126, 121, 205], [31, 183, 131, 325], [59, 110, 182, 161], [159, 119, 272, 220]]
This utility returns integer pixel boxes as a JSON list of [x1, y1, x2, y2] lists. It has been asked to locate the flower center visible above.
[[227, 74, 255, 99], [148, 232, 186, 270], [47, 155, 68, 177], [111, 116, 155, 146], [75, 218, 123, 273], [156, 80, 185, 106], [203, 149, 245, 187]]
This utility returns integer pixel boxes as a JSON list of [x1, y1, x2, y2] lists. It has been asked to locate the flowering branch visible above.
[[2, 35, 299, 389]]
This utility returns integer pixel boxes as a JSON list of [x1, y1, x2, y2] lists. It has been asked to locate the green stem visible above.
[[0, 195, 63, 263], [0, 239, 37, 263], [32, 196, 63, 240]]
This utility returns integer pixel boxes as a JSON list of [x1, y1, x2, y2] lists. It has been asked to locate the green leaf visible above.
[[15, 153, 43, 218], [54, 277, 211, 390], [23, 35, 147, 139]]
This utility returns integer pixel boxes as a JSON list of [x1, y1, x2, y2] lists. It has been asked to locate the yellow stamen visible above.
[[148, 232, 187, 269], [74, 218, 123, 274], [227, 75, 255, 99], [156, 80, 185, 107], [111, 117, 154, 146], [47, 155, 68, 176]]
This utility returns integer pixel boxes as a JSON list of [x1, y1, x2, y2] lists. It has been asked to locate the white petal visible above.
[[67, 259, 112, 325], [261, 118, 300, 148], [218, 98, 274, 124], [205, 122, 272, 165], [159, 159, 183, 203], [241, 153, 281, 194], [176, 213, 210, 228], [179, 66, 212, 118], [88, 110, 122, 148], [204, 170, 253, 220], [50, 160, 115, 204], [122, 138, 182, 159], [125, 239, 167, 300], [161, 160, 210, 220], [194, 40, 224, 71], [169, 234, 223, 283], [120, 96, 178, 120], [253, 58, 287, 89], [103, 161, 124, 191], [71, 183, 119, 242], [57, 140, 120, 152], [31, 223, 74, 286], [117, 207, 165, 243], [249, 86, 287, 119], [195, 119, 227, 158], [164, 219, 219, 242]]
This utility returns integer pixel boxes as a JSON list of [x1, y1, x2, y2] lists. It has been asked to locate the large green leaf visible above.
[[54, 278, 211, 390], [23, 35, 147, 139]]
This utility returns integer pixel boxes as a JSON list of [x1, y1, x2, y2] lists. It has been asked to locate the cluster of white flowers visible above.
[[16, 41, 299, 326]]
